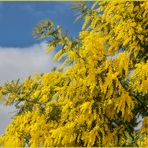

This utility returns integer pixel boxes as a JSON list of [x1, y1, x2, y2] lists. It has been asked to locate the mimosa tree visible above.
[[0, 1, 148, 147]]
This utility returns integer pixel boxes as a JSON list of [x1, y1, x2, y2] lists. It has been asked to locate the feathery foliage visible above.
[[0, 1, 148, 147]]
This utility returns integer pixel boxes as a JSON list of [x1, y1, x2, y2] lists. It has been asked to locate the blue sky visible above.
[[0, 2, 83, 47], [0, 2, 85, 135]]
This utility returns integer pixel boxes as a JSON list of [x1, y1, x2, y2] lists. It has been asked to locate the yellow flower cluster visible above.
[[0, 1, 147, 147]]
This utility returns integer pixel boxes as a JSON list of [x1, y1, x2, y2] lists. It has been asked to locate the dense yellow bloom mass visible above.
[[0, 1, 148, 147]]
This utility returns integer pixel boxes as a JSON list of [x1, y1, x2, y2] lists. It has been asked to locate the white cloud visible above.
[[0, 104, 15, 135], [0, 41, 60, 135], [0, 41, 60, 84]]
